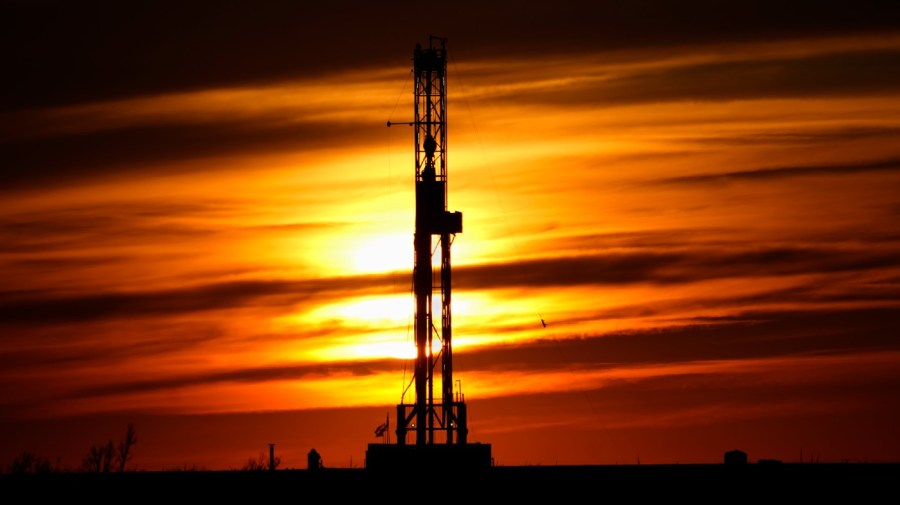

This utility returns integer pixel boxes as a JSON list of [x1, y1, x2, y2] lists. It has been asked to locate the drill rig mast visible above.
[[400, 35, 465, 447], [367, 36, 490, 471]]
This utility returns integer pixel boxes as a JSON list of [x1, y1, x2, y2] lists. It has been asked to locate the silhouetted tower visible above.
[[369, 37, 489, 473], [393, 36, 466, 447]]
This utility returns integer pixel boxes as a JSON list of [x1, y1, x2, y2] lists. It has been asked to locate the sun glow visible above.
[[299, 292, 491, 361], [345, 338, 417, 360], [350, 233, 412, 274], [316, 294, 413, 324]]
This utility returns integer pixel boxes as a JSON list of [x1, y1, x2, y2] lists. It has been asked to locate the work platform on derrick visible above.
[[366, 37, 491, 472]]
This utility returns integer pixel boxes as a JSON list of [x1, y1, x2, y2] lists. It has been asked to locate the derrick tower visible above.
[[404, 35, 464, 447], [367, 36, 491, 471]]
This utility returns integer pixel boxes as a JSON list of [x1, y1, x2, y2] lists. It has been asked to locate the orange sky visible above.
[[3, 2, 900, 471]]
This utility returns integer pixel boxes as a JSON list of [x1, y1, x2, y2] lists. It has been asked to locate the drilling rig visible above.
[[366, 36, 492, 472]]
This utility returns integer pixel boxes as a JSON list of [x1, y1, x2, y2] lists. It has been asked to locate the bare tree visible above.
[[241, 454, 266, 471], [117, 423, 137, 472], [8, 451, 54, 474], [81, 443, 105, 473], [101, 440, 115, 473], [241, 452, 280, 471], [80, 424, 138, 473], [9, 451, 38, 474]]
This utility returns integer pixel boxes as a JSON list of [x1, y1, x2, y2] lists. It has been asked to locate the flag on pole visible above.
[[374, 414, 389, 438]]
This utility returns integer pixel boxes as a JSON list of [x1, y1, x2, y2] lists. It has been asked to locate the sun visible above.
[[351, 233, 412, 274], [304, 294, 419, 361], [326, 294, 413, 324]]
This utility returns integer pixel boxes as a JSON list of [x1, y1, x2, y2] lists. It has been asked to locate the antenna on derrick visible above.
[[366, 37, 491, 473]]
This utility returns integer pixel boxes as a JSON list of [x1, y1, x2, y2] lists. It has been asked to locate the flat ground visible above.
[[3, 463, 896, 500]]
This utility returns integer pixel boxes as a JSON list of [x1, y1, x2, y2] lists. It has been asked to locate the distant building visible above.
[[724, 449, 748, 465]]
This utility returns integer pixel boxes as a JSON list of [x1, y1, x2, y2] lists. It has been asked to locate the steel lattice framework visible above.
[[396, 36, 467, 447]]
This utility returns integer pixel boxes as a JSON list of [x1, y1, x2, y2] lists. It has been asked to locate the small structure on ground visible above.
[[307, 448, 322, 470], [724, 449, 748, 465]]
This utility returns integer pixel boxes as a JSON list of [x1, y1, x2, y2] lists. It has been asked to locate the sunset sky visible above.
[[3, 1, 900, 471]]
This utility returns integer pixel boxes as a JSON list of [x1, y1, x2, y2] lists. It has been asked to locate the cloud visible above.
[[473, 349, 900, 438], [5, 1, 899, 109], [66, 359, 399, 400], [42, 303, 900, 408], [522, 228, 738, 253], [0, 323, 226, 371], [458, 275, 900, 342], [0, 274, 395, 325], [455, 245, 900, 290], [0, 119, 378, 192], [682, 126, 900, 148], [0, 199, 346, 255], [3, 242, 897, 325], [498, 48, 900, 107], [458, 305, 900, 374], [651, 157, 900, 186], [6, 19, 900, 195]]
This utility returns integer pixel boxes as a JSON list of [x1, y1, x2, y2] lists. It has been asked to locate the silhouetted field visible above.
[[3, 463, 896, 500]]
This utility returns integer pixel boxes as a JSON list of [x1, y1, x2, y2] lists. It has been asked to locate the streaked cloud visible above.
[[652, 157, 900, 185]]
